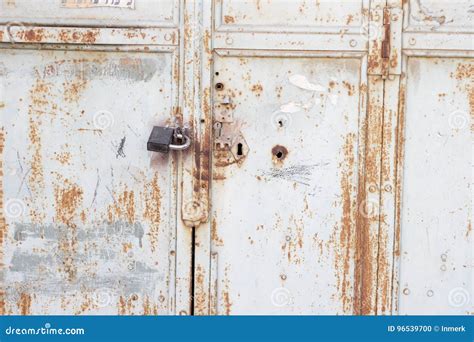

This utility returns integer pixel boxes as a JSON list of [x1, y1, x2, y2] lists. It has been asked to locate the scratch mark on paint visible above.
[[116, 136, 126, 159]]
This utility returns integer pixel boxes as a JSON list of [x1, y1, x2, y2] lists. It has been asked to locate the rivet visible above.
[[403, 288, 410, 295], [280, 274, 287, 280], [409, 37, 416, 46], [285, 236, 291, 242], [441, 254, 447, 262], [369, 185, 377, 193], [179, 310, 187, 315], [164, 33, 172, 41], [349, 39, 357, 47], [427, 290, 434, 297], [384, 184, 392, 192], [170, 250, 176, 256], [440, 264, 447, 271], [159, 295, 165, 302], [391, 14, 398, 21], [130, 294, 138, 301], [225, 37, 233, 45], [374, 14, 381, 21]]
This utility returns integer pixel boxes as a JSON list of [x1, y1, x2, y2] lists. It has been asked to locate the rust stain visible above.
[[333, 133, 356, 313], [59, 29, 99, 44], [54, 179, 83, 282], [342, 81, 355, 96], [251, 83, 263, 97], [224, 15, 235, 24], [195, 265, 207, 314], [143, 296, 158, 315], [143, 174, 161, 253], [271, 145, 288, 165], [346, 14, 354, 25], [122, 242, 132, 253], [54, 150, 71, 165], [281, 215, 304, 265], [108, 189, 136, 224], [24, 28, 45, 42], [18, 293, 32, 315], [63, 76, 88, 103], [54, 181, 83, 226], [211, 218, 224, 246]]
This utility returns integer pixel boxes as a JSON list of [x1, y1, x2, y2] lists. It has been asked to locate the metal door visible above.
[[194, 0, 473, 315], [0, 0, 472, 316], [0, 0, 196, 315], [195, 0, 378, 315]]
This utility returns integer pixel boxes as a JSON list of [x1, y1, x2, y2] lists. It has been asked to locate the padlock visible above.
[[147, 126, 191, 153], [147, 126, 175, 153]]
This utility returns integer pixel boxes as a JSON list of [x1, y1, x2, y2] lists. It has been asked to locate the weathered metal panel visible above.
[[210, 53, 368, 314], [0, 46, 179, 314], [396, 57, 473, 314]]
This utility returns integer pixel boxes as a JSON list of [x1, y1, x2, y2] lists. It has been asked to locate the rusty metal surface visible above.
[[210, 53, 368, 314], [395, 57, 473, 314], [0, 0, 472, 316], [0, 47, 178, 314]]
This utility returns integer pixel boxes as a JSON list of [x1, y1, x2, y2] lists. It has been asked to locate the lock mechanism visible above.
[[147, 126, 191, 153]]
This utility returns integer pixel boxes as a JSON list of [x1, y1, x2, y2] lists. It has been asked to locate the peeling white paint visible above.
[[289, 74, 325, 92]]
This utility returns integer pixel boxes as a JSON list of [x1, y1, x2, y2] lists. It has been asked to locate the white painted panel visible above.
[[218, 0, 364, 30], [211, 54, 366, 314], [398, 57, 473, 314], [0, 48, 177, 314], [405, 0, 474, 32]]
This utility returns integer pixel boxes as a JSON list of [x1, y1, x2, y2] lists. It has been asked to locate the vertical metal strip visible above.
[[193, 0, 213, 315], [377, 0, 403, 315], [355, 75, 384, 315], [175, 0, 194, 315], [209, 252, 218, 315], [391, 61, 408, 315], [377, 75, 400, 314]]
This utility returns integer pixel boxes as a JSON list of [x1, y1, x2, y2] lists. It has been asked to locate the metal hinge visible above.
[[369, 5, 402, 77], [381, 7, 391, 78]]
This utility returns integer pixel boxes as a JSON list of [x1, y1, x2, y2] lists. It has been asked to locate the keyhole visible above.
[[237, 143, 243, 156]]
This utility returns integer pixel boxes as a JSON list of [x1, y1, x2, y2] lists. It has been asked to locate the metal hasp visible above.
[[147, 126, 191, 153]]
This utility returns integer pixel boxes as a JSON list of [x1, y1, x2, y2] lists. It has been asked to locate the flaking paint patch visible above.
[[54, 179, 83, 282], [108, 189, 136, 224]]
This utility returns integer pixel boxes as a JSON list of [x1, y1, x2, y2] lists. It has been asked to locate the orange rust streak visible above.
[[18, 293, 32, 315], [143, 175, 161, 253]]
